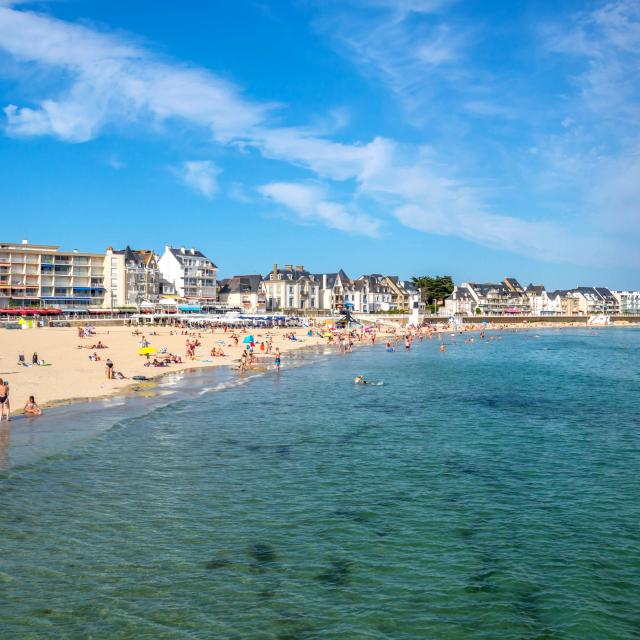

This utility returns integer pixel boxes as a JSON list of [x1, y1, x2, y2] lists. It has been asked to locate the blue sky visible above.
[[0, 0, 639, 288]]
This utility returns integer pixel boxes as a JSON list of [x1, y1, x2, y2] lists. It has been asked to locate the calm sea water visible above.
[[1, 328, 639, 639]]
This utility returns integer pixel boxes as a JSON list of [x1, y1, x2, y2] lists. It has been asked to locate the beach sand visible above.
[[0, 318, 623, 416], [0, 325, 326, 412]]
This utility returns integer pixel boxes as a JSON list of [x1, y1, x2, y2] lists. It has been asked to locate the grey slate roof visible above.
[[169, 247, 217, 268], [219, 274, 263, 294]]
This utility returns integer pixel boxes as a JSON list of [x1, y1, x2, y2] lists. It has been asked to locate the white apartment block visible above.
[[0, 240, 106, 309], [158, 245, 217, 302], [612, 291, 640, 314]]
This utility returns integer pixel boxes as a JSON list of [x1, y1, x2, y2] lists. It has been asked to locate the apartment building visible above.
[[158, 246, 217, 303], [612, 290, 640, 314], [104, 246, 160, 308], [0, 240, 106, 309]]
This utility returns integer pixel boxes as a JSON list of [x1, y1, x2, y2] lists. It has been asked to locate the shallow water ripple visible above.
[[1, 329, 639, 639]]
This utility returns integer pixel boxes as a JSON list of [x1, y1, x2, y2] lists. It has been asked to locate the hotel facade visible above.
[[0, 241, 106, 309]]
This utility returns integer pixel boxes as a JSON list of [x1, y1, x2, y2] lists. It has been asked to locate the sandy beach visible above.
[[1, 318, 632, 416], [0, 324, 327, 412]]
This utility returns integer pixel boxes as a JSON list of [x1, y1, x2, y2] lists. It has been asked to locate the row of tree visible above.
[[411, 275, 454, 311]]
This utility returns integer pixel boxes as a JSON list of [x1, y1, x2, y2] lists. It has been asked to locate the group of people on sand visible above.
[[0, 378, 42, 419], [18, 351, 45, 366]]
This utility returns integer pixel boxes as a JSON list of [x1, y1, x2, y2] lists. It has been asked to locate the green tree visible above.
[[411, 275, 455, 310]]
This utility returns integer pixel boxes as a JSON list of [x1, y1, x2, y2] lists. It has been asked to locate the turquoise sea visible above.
[[1, 328, 639, 639]]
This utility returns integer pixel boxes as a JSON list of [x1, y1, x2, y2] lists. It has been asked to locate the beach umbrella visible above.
[[138, 347, 157, 355], [243, 335, 255, 343], [323, 332, 333, 338]]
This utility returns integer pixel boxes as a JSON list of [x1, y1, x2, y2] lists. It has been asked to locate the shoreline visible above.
[[2, 322, 638, 471], [1, 320, 637, 417]]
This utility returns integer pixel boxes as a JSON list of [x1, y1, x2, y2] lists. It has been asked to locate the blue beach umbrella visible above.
[[243, 335, 255, 343]]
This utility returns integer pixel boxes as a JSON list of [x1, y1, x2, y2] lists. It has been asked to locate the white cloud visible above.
[[259, 182, 382, 237], [177, 161, 221, 198], [0, 3, 631, 264], [0, 5, 269, 142]]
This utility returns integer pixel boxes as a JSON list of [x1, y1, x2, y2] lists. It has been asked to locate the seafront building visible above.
[[613, 291, 640, 314], [445, 280, 624, 317], [261, 265, 422, 314], [158, 246, 217, 305], [0, 240, 634, 317], [0, 240, 106, 309], [104, 246, 161, 309], [262, 264, 321, 311], [444, 278, 530, 316], [218, 275, 266, 313]]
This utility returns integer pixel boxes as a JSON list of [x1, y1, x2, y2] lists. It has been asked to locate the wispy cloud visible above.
[[541, 0, 640, 236], [176, 160, 221, 198], [107, 155, 125, 170], [0, 5, 269, 142], [0, 3, 632, 264], [259, 182, 382, 237], [310, 0, 465, 118]]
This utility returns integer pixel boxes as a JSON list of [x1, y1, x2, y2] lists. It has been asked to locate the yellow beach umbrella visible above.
[[138, 347, 157, 355], [323, 332, 333, 338]]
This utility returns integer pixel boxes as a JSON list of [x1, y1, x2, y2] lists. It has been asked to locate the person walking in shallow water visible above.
[[0, 378, 9, 421], [274, 348, 281, 372]]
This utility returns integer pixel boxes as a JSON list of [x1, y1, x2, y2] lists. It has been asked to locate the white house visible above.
[[525, 284, 553, 315], [158, 245, 217, 303], [443, 285, 477, 316], [261, 264, 321, 311]]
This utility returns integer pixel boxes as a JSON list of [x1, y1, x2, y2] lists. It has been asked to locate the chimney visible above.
[[272, 262, 278, 277], [323, 274, 327, 289], [295, 265, 304, 271], [180, 246, 186, 254], [21, 239, 28, 245], [285, 264, 293, 271], [190, 248, 195, 255]]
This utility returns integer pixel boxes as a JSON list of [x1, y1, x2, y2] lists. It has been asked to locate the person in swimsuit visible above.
[[24, 395, 42, 416], [274, 348, 281, 372], [105, 358, 114, 379], [0, 378, 9, 422]]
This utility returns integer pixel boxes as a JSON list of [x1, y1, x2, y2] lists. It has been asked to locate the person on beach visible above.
[[274, 348, 281, 372], [0, 379, 9, 421], [32, 352, 39, 365], [105, 358, 114, 379], [24, 396, 42, 416]]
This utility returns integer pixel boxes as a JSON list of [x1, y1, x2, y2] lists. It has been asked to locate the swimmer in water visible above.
[[354, 375, 368, 385]]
